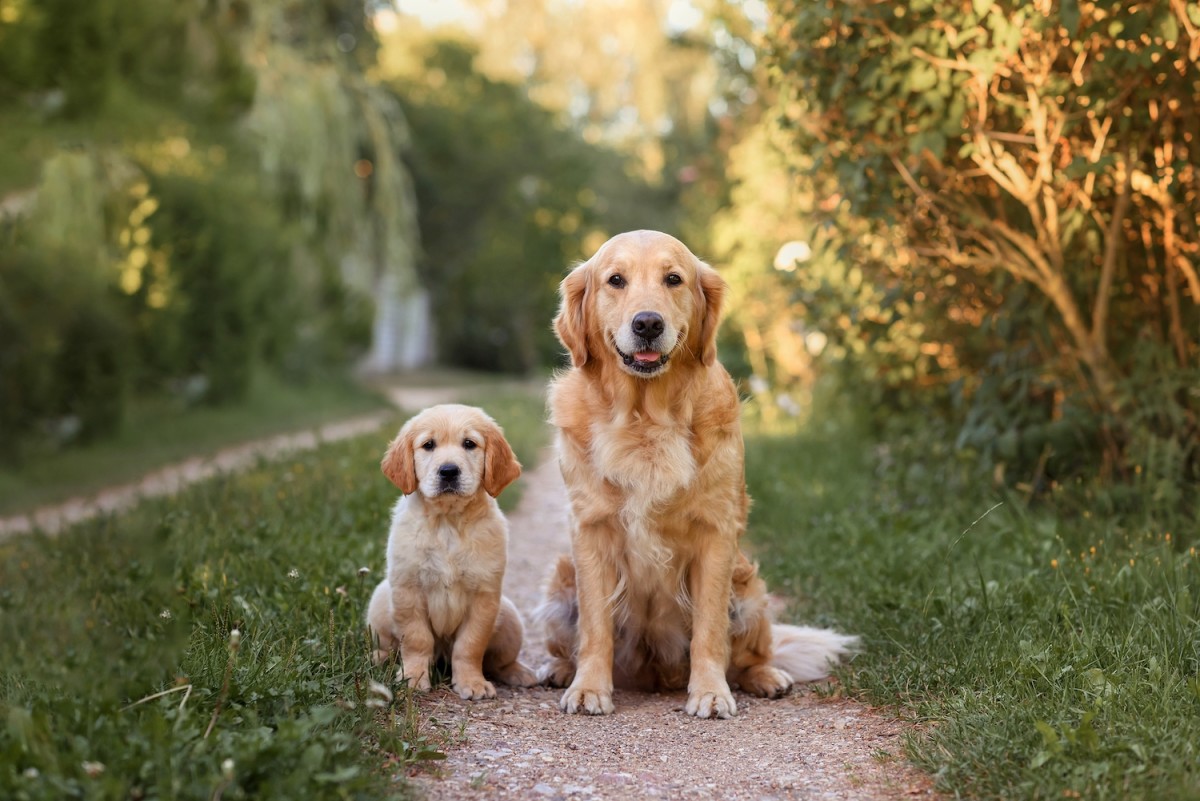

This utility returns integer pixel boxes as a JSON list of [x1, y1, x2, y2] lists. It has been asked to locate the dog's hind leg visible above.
[[534, 554, 579, 687], [485, 596, 538, 687]]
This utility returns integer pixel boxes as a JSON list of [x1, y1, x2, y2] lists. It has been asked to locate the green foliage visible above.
[[0, 0, 420, 455], [394, 38, 674, 373], [761, 0, 1200, 490], [0, 245, 129, 456], [139, 172, 293, 404], [744, 397, 1200, 800]]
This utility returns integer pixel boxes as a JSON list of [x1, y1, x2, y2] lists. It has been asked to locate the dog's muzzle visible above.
[[437, 463, 461, 493]]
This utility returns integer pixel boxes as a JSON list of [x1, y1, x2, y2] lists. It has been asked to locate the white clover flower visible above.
[[287, 568, 300, 579], [160, 609, 172, 620]]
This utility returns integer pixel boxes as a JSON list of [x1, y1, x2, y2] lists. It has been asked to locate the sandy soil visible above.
[[407, 454, 936, 801]]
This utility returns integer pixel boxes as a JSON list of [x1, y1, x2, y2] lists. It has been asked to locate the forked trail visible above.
[[410, 452, 936, 800]]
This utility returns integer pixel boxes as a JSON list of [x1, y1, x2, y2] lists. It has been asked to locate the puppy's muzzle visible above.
[[438, 463, 461, 492]]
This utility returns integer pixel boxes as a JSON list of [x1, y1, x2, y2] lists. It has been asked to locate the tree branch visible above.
[[1091, 149, 1135, 356]]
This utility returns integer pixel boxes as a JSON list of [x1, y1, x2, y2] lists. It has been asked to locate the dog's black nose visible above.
[[438, 464, 461, 480], [631, 311, 664, 339]]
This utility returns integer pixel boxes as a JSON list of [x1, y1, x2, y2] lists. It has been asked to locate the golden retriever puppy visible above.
[[537, 230, 856, 719], [366, 404, 537, 699]]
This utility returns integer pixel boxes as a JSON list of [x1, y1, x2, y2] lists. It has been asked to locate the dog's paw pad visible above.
[[453, 677, 496, 700], [560, 686, 614, 715], [686, 688, 737, 719]]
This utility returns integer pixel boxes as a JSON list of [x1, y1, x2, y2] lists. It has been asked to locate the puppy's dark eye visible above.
[[421, 440, 436, 451], [607, 274, 625, 288], [665, 273, 683, 286], [462, 439, 477, 451]]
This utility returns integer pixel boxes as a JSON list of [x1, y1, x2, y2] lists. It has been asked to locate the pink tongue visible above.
[[634, 351, 659, 363]]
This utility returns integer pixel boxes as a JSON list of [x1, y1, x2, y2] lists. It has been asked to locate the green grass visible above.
[[744, 404, 1200, 801], [0, 371, 390, 517], [0, 387, 549, 800]]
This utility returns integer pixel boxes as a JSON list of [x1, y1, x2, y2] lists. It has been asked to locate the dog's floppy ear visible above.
[[554, 262, 591, 368], [482, 420, 522, 498], [696, 261, 727, 366], [381, 421, 419, 494]]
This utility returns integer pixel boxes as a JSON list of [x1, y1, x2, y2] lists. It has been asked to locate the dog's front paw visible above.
[[686, 683, 737, 719], [738, 665, 794, 699], [494, 660, 538, 688], [453, 675, 497, 700], [560, 684, 614, 715]]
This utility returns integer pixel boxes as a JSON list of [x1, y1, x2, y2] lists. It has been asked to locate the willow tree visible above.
[[765, 0, 1200, 483], [242, 5, 427, 372]]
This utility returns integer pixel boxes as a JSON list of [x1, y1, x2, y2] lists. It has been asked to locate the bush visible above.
[[0, 245, 131, 457]]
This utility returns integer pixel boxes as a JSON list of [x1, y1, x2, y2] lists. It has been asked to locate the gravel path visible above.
[[408, 453, 936, 801]]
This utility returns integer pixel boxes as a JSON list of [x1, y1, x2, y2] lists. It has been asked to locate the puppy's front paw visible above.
[[738, 665, 794, 699], [453, 675, 497, 700], [398, 668, 432, 692], [560, 684, 614, 715], [686, 683, 737, 719]]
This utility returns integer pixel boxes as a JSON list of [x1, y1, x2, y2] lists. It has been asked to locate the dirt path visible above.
[[409, 453, 936, 801]]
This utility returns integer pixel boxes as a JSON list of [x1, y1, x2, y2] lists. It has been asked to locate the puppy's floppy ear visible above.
[[554, 262, 591, 367], [696, 260, 727, 366], [381, 421, 419, 494], [481, 420, 522, 498]]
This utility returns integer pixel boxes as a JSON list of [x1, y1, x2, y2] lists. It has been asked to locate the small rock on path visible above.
[[409, 452, 936, 800]]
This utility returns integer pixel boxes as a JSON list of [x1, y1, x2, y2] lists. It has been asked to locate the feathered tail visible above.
[[770, 624, 859, 683]]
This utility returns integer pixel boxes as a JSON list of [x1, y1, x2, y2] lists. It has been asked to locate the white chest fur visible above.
[[386, 496, 504, 639]]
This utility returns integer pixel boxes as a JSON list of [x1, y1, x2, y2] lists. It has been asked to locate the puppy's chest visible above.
[[392, 521, 498, 592]]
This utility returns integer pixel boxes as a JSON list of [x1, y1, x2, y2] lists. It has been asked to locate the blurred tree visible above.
[[762, 0, 1200, 486], [388, 37, 667, 373], [0, 0, 424, 456]]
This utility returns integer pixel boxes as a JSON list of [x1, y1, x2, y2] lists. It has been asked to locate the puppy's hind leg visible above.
[[534, 554, 578, 688], [484, 596, 538, 687], [366, 579, 398, 665]]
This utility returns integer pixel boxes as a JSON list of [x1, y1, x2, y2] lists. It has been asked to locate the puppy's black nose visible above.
[[438, 464, 460, 480], [631, 311, 664, 339]]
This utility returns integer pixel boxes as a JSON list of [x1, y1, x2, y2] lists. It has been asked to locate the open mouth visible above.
[[615, 345, 670, 375]]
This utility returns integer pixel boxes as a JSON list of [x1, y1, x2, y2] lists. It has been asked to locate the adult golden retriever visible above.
[[537, 230, 856, 719], [367, 404, 537, 699]]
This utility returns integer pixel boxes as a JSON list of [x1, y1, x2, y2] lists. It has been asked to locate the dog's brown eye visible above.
[[421, 440, 436, 451], [462, 439, 477, 450], [665, 273, 683, 286], [607, 274, 625, 288]]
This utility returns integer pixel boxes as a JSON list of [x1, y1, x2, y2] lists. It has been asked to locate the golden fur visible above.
[[537, 230, 855, 719], [366, 404, 536, 699]]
